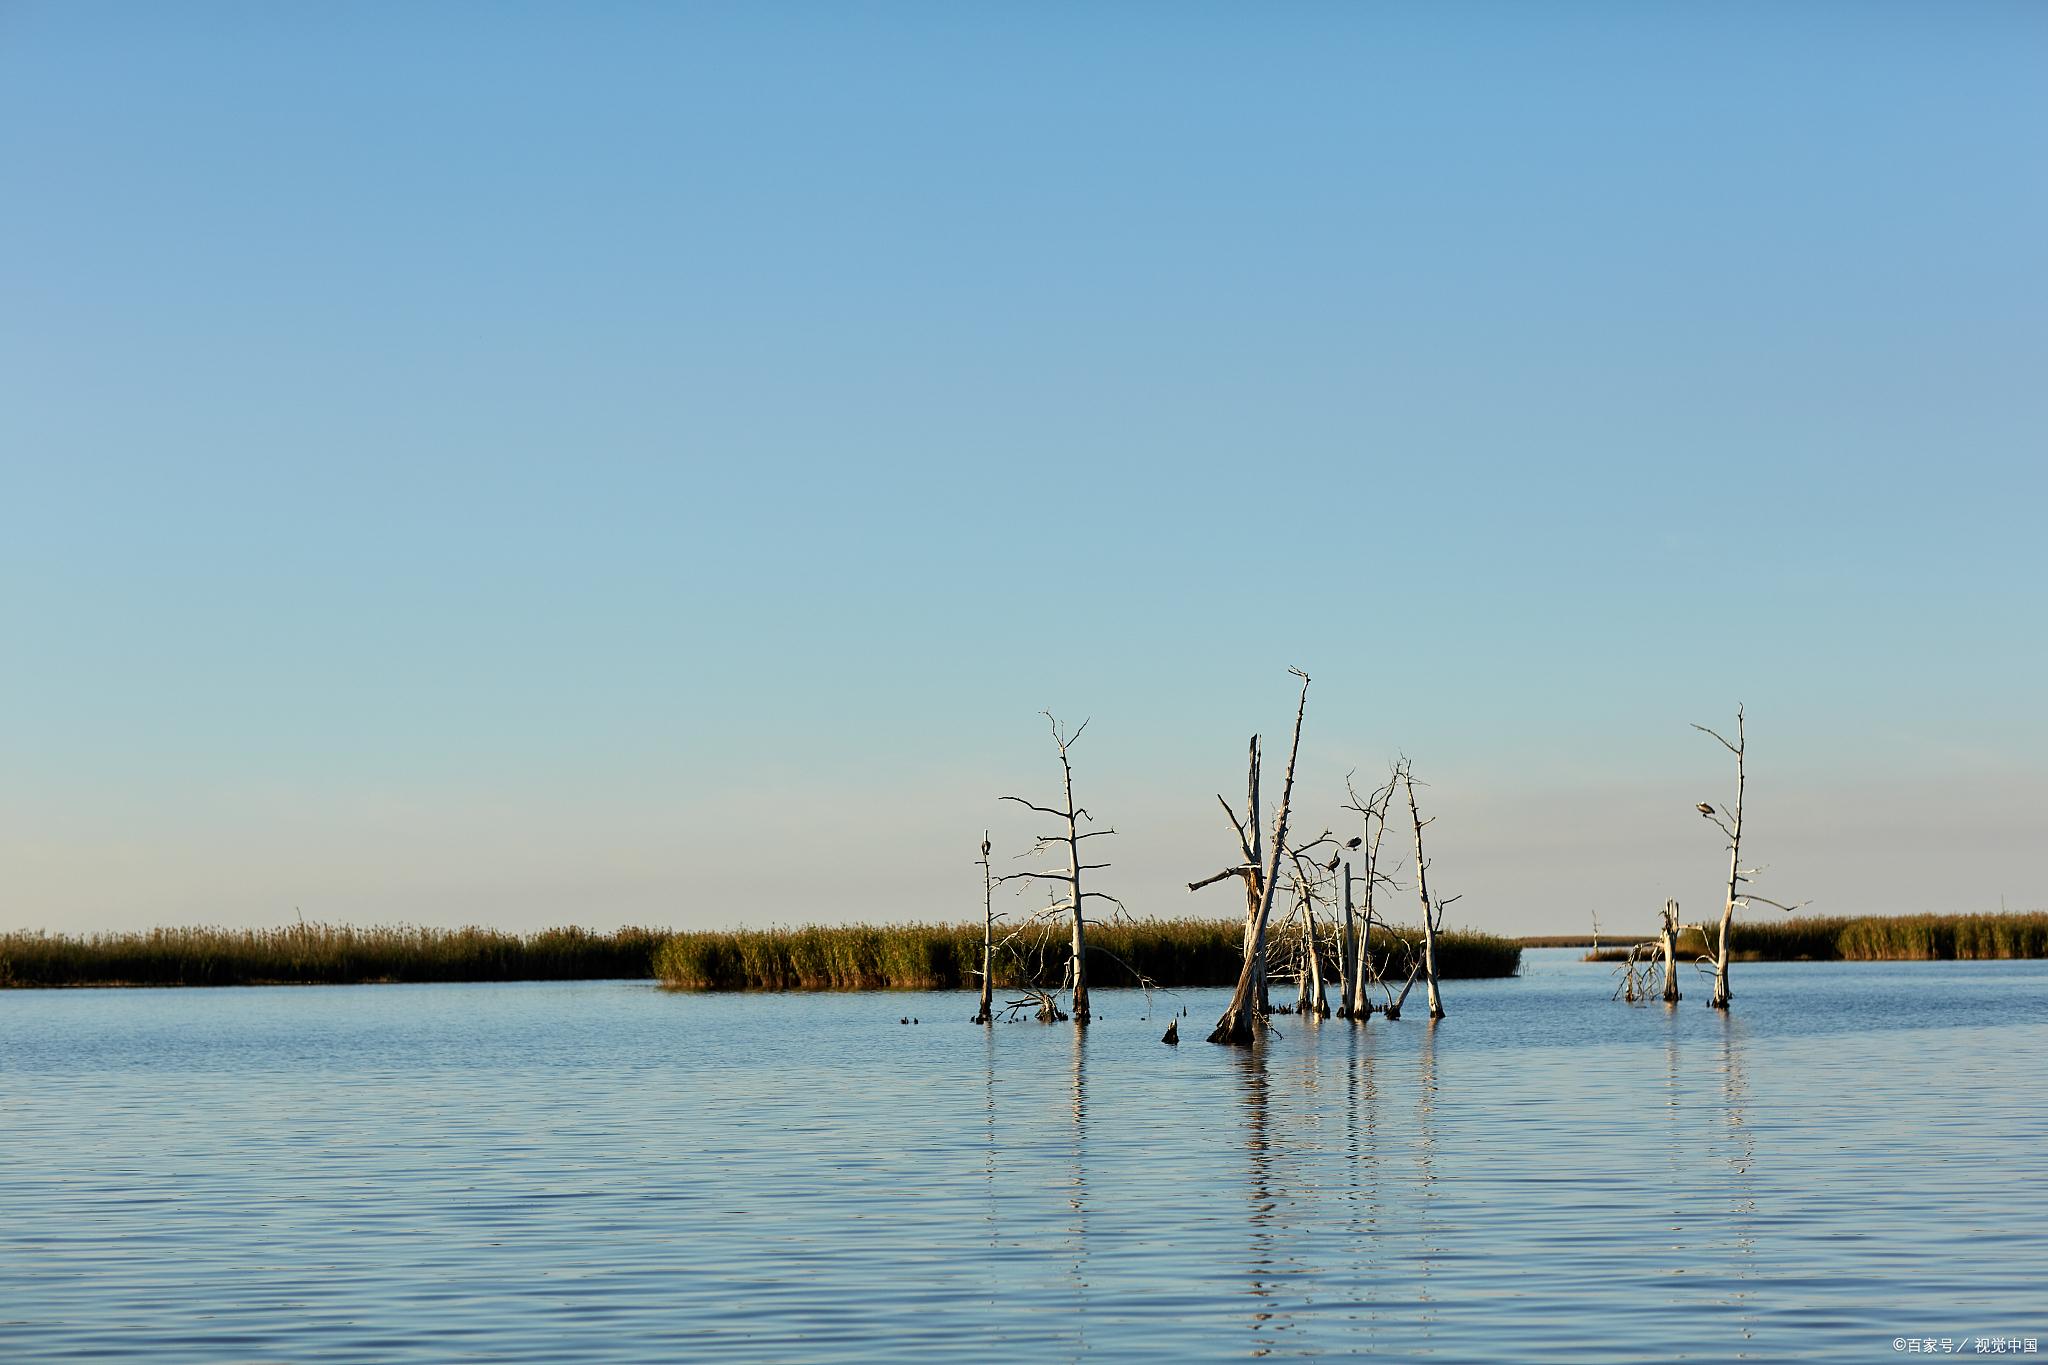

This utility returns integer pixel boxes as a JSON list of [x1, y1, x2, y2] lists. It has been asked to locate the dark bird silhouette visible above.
[[1346, 836, 1363, 849], [1325, 852, 1342, 872], [1161, 1019, 1179, 1045], [981, 834, 992, 857], [1697, 803, 1716, 816]]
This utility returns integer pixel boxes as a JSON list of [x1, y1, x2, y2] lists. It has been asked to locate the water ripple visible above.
[[2, 953, 2044, 1360]]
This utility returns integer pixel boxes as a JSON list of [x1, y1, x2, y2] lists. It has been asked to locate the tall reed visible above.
[[0, 923, 668, 988], [0, 917, 1525, 990], [1581, 911, 2048, 963], [651, 918, 1522, 991]]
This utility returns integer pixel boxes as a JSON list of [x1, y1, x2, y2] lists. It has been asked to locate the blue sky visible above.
[[3, 2, 2043, 934]]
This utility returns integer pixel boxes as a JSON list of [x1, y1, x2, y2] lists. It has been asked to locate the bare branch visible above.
[[1690, 722, 1741, 755], [994, 869, 1072, 886], [999, 795, 1073, 820], [1189, 865, 1257, 893], [1216, 794, 1253, 862]]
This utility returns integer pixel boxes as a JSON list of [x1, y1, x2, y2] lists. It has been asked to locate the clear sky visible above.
[[3, 2, 2043, 936]]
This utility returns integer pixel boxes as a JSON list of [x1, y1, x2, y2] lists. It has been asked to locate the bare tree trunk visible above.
[[1301, 896, 1328, 1018], [998, 714, 1118, 1028], [1340, 773, 1394, 1022], [974, 832, 996, 1024], [1057, 745, 1090, 1025], [1350, 905, 1372, 1020], [1338, 865, 1355, 1018], [1210, 671, 1310, 1046], [1691, 705, 1801, 1012], [1208, 737, 1266, 1039], [1710, 713, 1745, 1010], [1386, 955, 1421, 1020], [1402, 766, 1445, 1020], [1660, 898, 1681, 1005]]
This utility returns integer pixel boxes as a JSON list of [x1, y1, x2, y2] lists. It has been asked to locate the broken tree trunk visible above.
[[1062, 739, 1088, 1025], [1385, 954, 1422, 1021], [1660, 898, 1681, 1004], [1338, 864, 1355, 1018], [1294, 891, 1329, 1019], [1208, 670, 1310, 1046], [973, 832, 996, 1024], [1191, 736, 1264, 1030]]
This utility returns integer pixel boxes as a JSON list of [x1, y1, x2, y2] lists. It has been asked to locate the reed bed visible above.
[[652, 918, 1522, 991], [1582, 912, 2048, 963], [0, 917, 1524, 990], [0, 923, 669, 988]]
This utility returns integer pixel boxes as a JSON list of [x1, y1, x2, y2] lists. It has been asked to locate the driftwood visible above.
[[972, 832, 997, 1024]]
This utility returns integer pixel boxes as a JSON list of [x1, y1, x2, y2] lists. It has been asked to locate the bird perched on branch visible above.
[[1346, 836, 1363, 849], [1697, 804, 1716, 816], [1325, 852, 1342, 872], [981, 833, 992, 857]]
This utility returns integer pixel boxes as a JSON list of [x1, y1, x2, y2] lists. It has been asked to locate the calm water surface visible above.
[[3, 950, 2044, 1361]]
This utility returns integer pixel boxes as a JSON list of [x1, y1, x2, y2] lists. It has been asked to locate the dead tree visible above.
[[972, 832, 997, 1024], [1190, 736, 1266, 1012], [1382, 935, 1424, 1020], [1658, 898, 1681, 1004], [1339, 859, 1355, 1012], [1613, 900, 1685, 1006], [998, 713, 1121, 1026], [1693, 705, 1804, 1010], [1339, 773, 1398, 1020], [1202, 669, 1311, 1046], [1281, 837, 1339, 1019], [1399, 760, 1449, 1020]]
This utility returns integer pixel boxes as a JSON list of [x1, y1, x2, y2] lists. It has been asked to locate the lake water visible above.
[[3, 949, 2044, 1361]]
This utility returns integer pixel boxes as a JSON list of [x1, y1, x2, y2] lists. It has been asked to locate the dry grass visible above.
[[652, 917, 1522, 991], [0, 923, 667, 988], [0, 916, 1527, 990], [1581, 912, 2048, 963]]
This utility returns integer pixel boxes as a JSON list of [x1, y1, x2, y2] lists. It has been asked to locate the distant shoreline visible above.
[[8, 914, 2040, 990], [1567, 911, 2047, 962]]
